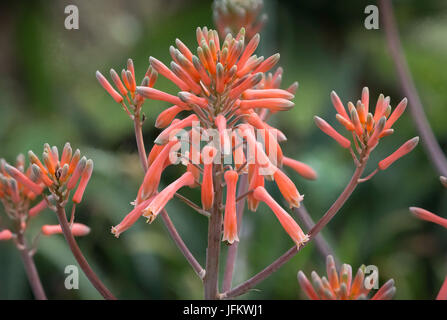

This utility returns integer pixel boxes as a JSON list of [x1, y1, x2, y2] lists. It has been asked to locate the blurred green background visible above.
[[0, 0, 446, 299]]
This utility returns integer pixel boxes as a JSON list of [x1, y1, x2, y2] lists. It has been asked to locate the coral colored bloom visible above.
[[282, 157, 317, 180], [314, 116, 351, 149], [72, 159, 93, 204], [29, 198, 49, 217], [142, 172, 196, 223], [137, 139, 178, 204], [247, 164, 264, 212], [96, 71, 123, 103], [41, 223, 91, 237], [378, 137, 419, 170], [410, 207, 447, 229], [111, 197, 154, 238], [3, 163, 43, 196], [253, 186, 308, 247], [437, 277, 447, 300], [273, 169, 303, 208], [154, 114, 198, 145], [298, 255, 396, 300], [0, 229, 13, 241], [155, 105, 185, 129], [201, 146, 216, 211], [222, 170, 239, 244]]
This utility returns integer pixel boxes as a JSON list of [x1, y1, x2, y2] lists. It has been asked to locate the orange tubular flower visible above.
[[111, 197, 155, 238], [282, 156, 317, 180], [223, 170, 239, 244], [253, 186, 308, 248], [72, 160, 93, 204], [142, 172, 196, 223], [136, 139, 178, 205], [42, 223, 91, 237], [298, 255, 396, 300], [201, 145, 216, 211], [0, 229, 13, 241], [273, 169, 303, 208], [247, 164, 264, 212], [378, 137, 419, 170], [410, 207, 447, 229], [314, 116, 351, 149]]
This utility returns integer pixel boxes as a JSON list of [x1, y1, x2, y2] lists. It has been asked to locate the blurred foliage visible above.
[[1, 0, 447, 299]]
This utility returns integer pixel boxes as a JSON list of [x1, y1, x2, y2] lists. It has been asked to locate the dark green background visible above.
[[0, 0, 446, 299]]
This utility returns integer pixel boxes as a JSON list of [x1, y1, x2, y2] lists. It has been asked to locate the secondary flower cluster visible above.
[[0, 155, 45, 230], [99, 27, 316, 249], [315, 88, 418, 168], [0, 143, 93, 242], [28, 143, 93, 205], [297, 255, 396, 300], [213, 0, 267, 41]]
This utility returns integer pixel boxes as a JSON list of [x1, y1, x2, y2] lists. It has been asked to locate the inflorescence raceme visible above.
[[97, 27, 315, 249]]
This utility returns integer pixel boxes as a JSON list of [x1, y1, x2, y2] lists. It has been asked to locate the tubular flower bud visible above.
[[222, 170, 239, 244], [96, 71, 123, 103], [42, 223, 91, 237], [273, 169, 303, 208], [154, 114, 198, 145], [3, 163, 43, 195], [137, 139, 179, 204], [283, 156, 317, 180], [247, 164, 264, 212], [201, 146, 216, 211], [253, 186, 308, 248], [67, 157, 87, 190], [142, 172, 196, 223], [298, 255, 396, 300], [410, 207, 447, 229], [72, 159, 93, 204], [378, 137, 419, 170], [0, 229, 13, 241], [314, 116, 350, 149]]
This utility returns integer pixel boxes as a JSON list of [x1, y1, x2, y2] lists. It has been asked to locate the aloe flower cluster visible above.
[[315, 88, 418, 168], [298, 255, 396, 300], [97, 27, 317, 249], [0, 143, 93, 243]]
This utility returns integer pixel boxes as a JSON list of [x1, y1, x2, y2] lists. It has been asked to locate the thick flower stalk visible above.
[[297, 255, 396, 300]]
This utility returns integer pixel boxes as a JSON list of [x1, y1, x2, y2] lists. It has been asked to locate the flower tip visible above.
[[0, 229, 13, 241], [440, 176, 447, 188], [111, 226, 120, 238]]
